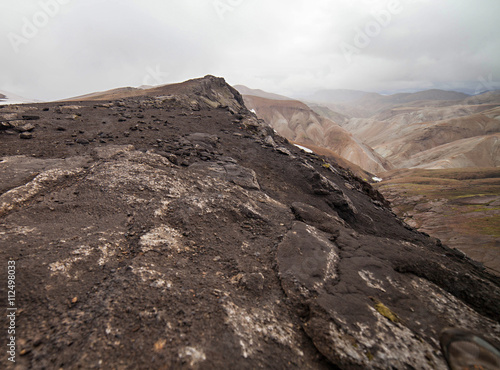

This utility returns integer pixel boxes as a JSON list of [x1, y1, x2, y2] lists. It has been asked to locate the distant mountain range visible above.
[[302, 89, 471, 118], [236, 85, 500, 173], [321, 91, 500, 170], [233, 85, 292, 101], [300, 87, 500, 103], [0, 90, 38, 105]]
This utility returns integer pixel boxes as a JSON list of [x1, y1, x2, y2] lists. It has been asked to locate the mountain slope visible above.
[[360, 113, 500, 167], [398, 133, 500, 169], [1, 76, 499, 369], [311, 91, 500, 170], [242, 95, 391, 174]]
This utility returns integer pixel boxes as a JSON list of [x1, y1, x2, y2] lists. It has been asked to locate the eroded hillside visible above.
[[241, 94, 391, 174], [300, 89, 500, 273], [310, 90, 500, 170]]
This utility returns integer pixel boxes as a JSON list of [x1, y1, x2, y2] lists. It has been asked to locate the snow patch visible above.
[[293, 144, 314, 153], [0, 90, 39, 105]]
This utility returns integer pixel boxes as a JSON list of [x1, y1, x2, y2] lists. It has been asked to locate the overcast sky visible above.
[[1, 0, 499, 101]]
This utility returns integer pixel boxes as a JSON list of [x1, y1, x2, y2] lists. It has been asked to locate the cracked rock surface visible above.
[[0, 76, 499, 369]]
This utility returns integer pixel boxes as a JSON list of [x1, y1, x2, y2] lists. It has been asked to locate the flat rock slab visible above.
[[278, 210, 500, 369], [189, 161, 261, 190]]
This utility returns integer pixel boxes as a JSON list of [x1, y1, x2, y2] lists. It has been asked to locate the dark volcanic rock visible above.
[[189, 161, 261, 191], [14, 123, 35, 133], [291, 202, 346, 234], [21, 115, 40, 121], [19, 132, 33, 139], [76, 138, 90, 145], [0, 76, 499, 369], [277, 218, 500, 368]]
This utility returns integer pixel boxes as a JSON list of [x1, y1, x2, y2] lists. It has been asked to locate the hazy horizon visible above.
[[1, 0, 499, 101]]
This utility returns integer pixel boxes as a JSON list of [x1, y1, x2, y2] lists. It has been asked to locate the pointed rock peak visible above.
[[158, 75, 245, 108], [63, 76, 245, 111]]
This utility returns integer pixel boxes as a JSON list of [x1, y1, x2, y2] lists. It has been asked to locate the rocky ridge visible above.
[[1, 76, 499, 369]]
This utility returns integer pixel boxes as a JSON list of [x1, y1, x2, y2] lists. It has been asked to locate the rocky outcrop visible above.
[[277, 214, 500, 369], [71, 75, 246, 115], [0, 108, 40, 138], [1, 76, 499, 369]]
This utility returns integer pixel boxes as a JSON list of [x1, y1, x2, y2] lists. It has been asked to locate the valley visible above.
[[236, 86, 500, 273], [375, 167, 500, 274], [241, 93, 392, 174]]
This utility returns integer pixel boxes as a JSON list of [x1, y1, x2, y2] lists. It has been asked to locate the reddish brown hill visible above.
[[290, 142, 375, 180], [243, 95, 391, 174]]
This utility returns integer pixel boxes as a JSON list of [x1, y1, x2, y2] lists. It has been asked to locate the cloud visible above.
[[0, 0, 499, 100]]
